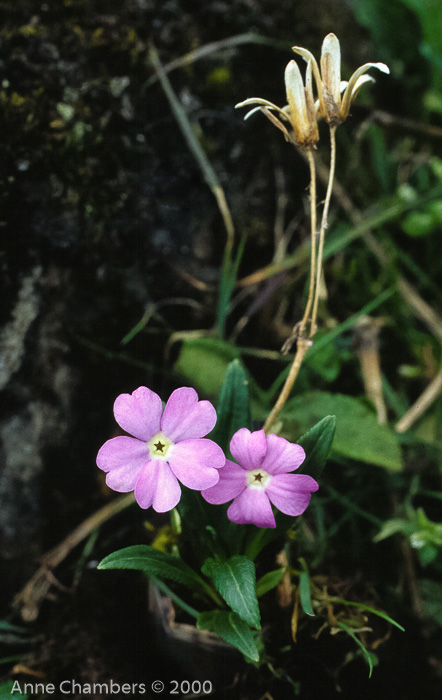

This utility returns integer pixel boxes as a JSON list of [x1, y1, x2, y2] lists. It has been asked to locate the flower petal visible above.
[[230, 428, 267, 471], [292, 45, 325, 117], [97, 435, 148, 472], [161, 387, 217, 441], [227, 489, 275, 528], [97, 436, 148, 492], [133, 459, 180, 511], [350, 74, 375, 101], [321, 33, 341, 106], [113, 386, 162, 441], [266, 473, 318, 517], [261, 434, 305, 475], [168, 438, 225, 490], [341, 62, 389, 118], [284, 60, 309, 137], [135, 460, 181, 511], [202, 459, 247, 505], [152, 463, 181, 512]]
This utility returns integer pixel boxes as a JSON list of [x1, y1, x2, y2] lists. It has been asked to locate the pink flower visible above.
[[97, 386, 225, 512], [202, 428, 318, 528]]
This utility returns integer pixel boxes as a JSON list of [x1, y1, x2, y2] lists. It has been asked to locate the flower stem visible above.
[[263, 129, 337, 434], [299, 148, 317, 332], [309, 124, 337, 338], [262, 146, 317, 434], [262, 337, 311, 434]]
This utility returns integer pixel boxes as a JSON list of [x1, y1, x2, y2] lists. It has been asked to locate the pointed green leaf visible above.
[[202, 555, 260, 629], [197, 610, 260, 662], [330, 598, 405, 631], [256, 568, 285, 597], [337, 621, 376, 677], [98, 545, 206, 592], [299, 570, 315, 616], [297, 415, 336, 480], [282, 392, 403, 471], [211, 359, 251, 454]]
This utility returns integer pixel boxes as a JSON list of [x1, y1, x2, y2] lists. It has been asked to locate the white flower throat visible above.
[[148, 433, 174, 460], [247, 469, 271, 490]]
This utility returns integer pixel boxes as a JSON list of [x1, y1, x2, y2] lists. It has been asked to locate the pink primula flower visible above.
[[202, 428, 318, 528], [97, 386, 225, 512]]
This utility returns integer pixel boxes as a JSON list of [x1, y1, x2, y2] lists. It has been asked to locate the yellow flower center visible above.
[[247, 469, 271, 490], [148, 433, 174, 460]]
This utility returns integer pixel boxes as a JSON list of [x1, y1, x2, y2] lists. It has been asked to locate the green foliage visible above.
[[419, 579, 442, 625], [365, 124, 395, 193], [281, 392, 403, 471], [210, 359, 251, 455], [217, 238, 246, 338], [174, 337, 238, 396], [178, 483, 247, 561], [399, 0, 442, 89], [330, 599, 405, 631], [304, 338, 343, 382], [0, 618, 32, 648], [202, 555, 261, 629], [375, 507, 442, 565], [299, 570, 315, 617], [352, 0, 422, 69], [297, 416, 336, 481], [336, 621, 377, 678], [0, 682, 27, 700], [401, 199, 442, 236], [255, 568, 285, 597], [98, 545, 209, 592], [197, 610, 260, 662]]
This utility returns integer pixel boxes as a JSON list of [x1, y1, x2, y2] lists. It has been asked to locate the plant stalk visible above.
[[264, 127, 337, 433]]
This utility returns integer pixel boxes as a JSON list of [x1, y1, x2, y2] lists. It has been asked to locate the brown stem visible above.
[[13, 493, 135, 621], [262, 337, 311, 434]]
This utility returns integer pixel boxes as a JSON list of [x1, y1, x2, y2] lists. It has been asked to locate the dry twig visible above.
[[13, 493, 135, 621]]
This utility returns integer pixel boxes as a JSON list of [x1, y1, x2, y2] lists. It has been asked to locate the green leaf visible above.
[[336, 621, 377, 677], [197, 610, 260, 662], [299, 570, 315, 617], [202, 556, 260, 629], [402, 211, 436, 237], [420, 579, 442, 626], [217, 237, 246, 338], [304, 339, 342, 382], [374, 518, 412, 542], [211, 359, 251, 455], [173, 337, 239, 396], [375, 507, 442, 566], [330, 598, 405, 631], [98, 545, 206, 592], [256, 568, 285, 597], [0, 620, 29, 634], [297, 416, 336, 480], [0, 681, 28, 699], [281, 392, 403, 471]]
